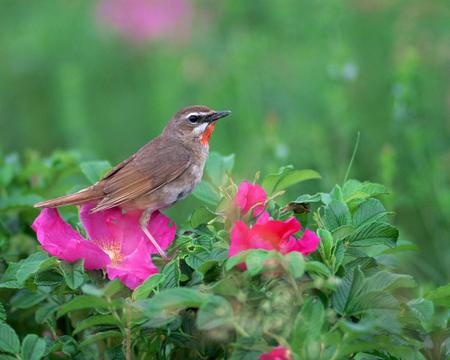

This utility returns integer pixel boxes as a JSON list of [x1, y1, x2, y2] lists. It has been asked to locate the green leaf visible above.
[[104, 279, 125, 297], [79, 160, 111, 184], [346, 221, 398, 247], [353, 199, 388, 226], [426, 284, 450, 307], [263, 166, 320, 194], [16, 252, 56, 285], [245, 251, 269, 276], [10, 290, 46, 309], [293, 193, 324, 204], [59, 260, 85, 290], [0, 302, 6, 322], [57, 295, 111, 318], [132, 274, 164, 301], [73, 315, 120, 335], [160, 259, 180, 289], [342, 180, 388, 204], [317, 228, 333, 262], [332, 267, 365, 314], [0, 323, 20, 354], [305, 261, 332, 277], [283, 252, 305, 279], [365, 271, 416, 292], [0, 263, 22, 289], [138, 288, 210, 326], [189, 206, 216, 228], [35, 303, 59, 324], [291, 298, 325, 350], [196, 296, 234, 330], [79, 330, 122, 347], [21, 334, 46, 360], [226, 249, 268, 271], [205, 152, 235, 187], [323, 200, 351, 231], [407, 298, 434, 322], [192, 181, 221, 205]]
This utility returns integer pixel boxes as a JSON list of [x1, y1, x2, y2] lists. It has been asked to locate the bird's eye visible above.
[[188, 114, 200, 123]]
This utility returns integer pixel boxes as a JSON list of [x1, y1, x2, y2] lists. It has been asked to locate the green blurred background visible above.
[[1, 0, 449, 283]]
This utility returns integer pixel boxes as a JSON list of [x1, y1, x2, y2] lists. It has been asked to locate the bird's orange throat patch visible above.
[[200, 123, 216, 146]]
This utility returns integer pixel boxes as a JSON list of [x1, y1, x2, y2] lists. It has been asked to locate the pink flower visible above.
[[260, 346, 292, 360], [32, 203, 176, 289], [229, 212, 320, 259], [235, 181, 267, 217], [96, 0, 192, 43]]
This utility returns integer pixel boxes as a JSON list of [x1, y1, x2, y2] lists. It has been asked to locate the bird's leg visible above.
[[139, 209, 169, 260]]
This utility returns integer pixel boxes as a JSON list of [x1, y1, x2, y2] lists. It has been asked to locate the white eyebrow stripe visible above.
[[186, 111, 210, 118]]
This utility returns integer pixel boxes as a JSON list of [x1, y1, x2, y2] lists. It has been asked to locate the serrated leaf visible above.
[[73, 315, 120, 335], [21, 334, 46, 360], [353, 199, 388, 226], [16, 252, 56, 285], [346, 222, 398, 247], [342, 180, 388, 203], [10, 289, 46, 309], [317, 228, 333, 262], [196, 296, 233, 330], [0, 302, 6, 322], [407, 298, 434, 323], [59, 260, 85, 290], [365, 271, 416, 292], [332, 267, 365, 314], [426, 284, 450, 307], [160, 260, 180, 289], [132, 274, 164, 301], [0, 323, 20, 354], [57, 296, 112, 318], [79, 330, 122, 347], [79, 161, 111, 184], [0, 263, 22, 289], [323, 200, 351, 231]]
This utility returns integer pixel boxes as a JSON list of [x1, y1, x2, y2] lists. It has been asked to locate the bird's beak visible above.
[[207, 110, 231, 123]]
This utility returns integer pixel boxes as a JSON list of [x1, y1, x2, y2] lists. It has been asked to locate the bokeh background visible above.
[[1, 0, 449, 283]]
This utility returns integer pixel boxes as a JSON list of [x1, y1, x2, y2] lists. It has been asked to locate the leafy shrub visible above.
[[0, 151, 449, 359]]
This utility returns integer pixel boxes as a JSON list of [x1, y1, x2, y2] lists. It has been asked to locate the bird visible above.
[[34, 105, 231, 260]]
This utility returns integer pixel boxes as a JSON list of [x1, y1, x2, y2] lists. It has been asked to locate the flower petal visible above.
[[235, 181, 267, 217], [106, 239, 158, 289], [260, 346, 292, 360], [229, 221, 251, 257], [251, 217, 301, 250], [281, 229, 320, 256], [32, 208, 110, 270]]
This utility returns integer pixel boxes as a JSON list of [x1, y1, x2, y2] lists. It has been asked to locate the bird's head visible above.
[[163, 105, 231, 146]]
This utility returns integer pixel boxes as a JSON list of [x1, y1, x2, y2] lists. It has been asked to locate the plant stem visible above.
[[343, 131, 360, 184]]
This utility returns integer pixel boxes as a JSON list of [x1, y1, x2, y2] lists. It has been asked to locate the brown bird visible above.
[[34, 105, 231, 259]]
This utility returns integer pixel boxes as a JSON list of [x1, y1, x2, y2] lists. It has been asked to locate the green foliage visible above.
[[0, 151, 449, 359]]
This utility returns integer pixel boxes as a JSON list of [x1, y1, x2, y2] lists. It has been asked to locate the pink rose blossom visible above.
[[32, 203, 176, 289], [235, 181, 267, 217], [96, 0, 192, 43], [260, 346, 292, 360], [229, 211, 320, 261]]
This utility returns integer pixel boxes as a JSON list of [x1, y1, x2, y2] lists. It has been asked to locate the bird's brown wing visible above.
[[91, 137, 191, 212]]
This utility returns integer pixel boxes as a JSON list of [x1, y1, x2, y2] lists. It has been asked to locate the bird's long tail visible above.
[[34, 186, 102, 208]]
